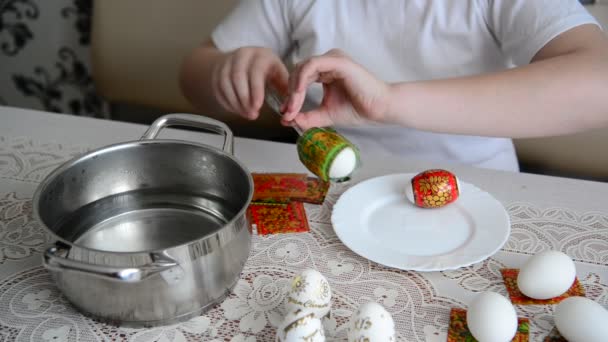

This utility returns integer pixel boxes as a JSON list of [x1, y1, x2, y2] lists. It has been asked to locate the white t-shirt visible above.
[[212, 0, 598, 172]]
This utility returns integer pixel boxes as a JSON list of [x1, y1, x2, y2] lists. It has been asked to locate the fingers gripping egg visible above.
[[405, 169, 460, 208], [285, 269, 332, 320], [347, 302, 395, 341]]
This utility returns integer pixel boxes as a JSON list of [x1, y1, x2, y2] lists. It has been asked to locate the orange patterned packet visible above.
[[248, 202, 310, 235], [289, 178, 330, 204], [447, 308, 529, 342], [252, 173, 309, 202], [500, 269, 585, 305]]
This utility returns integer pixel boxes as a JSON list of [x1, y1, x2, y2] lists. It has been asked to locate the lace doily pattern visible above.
[[0, 253, 459, 341], [0, 183, 461, 341], [0, 192, 48, 264], [0, 136, 88, 183], [442, 259, 607, 340], [505, 203, 608, 266], [442, 203, 608, 340], [1, 135, 607, 341]]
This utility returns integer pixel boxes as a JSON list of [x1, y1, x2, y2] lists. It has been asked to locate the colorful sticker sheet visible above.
[[252, 173, 329, 204], [248, 173, 329, 235], [248, 202, 310, 235], [252, 173, 308, 202], [500, 269, 585, 305]]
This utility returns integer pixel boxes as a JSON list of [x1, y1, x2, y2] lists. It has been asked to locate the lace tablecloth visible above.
[[0, 107, 607, 341]]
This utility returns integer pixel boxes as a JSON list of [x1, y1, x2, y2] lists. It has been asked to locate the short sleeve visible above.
[[485, 0, 599, 65], [211, 0, 291, 58]]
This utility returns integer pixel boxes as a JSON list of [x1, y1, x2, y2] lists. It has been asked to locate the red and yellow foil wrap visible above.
[[410, 169, 459, 208], [296, 127, 359, 181]]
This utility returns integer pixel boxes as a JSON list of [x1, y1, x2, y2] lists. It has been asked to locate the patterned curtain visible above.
[[0, 0, 109, 118]]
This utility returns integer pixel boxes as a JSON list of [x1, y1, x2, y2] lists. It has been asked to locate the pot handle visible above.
[[141, 113, 234, 155], [43, 243, 179, 283]]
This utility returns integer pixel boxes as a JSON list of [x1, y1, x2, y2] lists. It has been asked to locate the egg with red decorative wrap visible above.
[[405, 169, 460, 208]]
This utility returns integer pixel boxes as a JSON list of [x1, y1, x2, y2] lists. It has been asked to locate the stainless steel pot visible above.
[[33, 114, 253, 327]]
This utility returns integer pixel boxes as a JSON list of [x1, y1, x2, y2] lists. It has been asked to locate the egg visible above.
[[405, 169, 460, 208], [285, 269, 332, 319], [554, 296, 608, 342], [347, 302, 395, 341], [296, 127, 359, 181], [466, 292, 517, 342], [517, 250, 576, 300], [329, 146, 357, 179], [276, 309, 326, 342]]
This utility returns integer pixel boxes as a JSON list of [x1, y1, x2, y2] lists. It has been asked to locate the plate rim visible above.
[[330, 173, 510, 272]]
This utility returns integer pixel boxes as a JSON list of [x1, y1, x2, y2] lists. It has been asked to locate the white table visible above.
[[1, 106, 607, 341]]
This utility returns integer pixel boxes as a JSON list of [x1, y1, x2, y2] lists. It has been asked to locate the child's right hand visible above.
[[211, 47, 289, 120]]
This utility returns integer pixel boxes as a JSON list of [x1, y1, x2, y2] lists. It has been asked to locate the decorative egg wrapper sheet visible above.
[[294, 178, 330, 204], [296, 127, 359, 182], [248, 202, 309, 235], [252, 173, 308, 201], [448, 308, 530, 342], [248, 173, 330, 235], [252, 173, 329, 204], [500, 269, 586, 305], [410, 169, 459, 208]]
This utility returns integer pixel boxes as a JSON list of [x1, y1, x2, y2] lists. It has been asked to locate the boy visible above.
[[180, 0, 608, 171]]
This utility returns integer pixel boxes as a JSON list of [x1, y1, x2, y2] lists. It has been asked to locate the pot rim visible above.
[[33, 138, 254, 256]]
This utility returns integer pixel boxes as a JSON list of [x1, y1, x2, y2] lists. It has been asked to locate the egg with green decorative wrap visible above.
[[285, 268, 332, 320], [296, 127, 359, 182]]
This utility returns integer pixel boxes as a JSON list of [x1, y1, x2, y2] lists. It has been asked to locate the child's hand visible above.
[[281, 49, 392, 130], [212, 47, 289, 120]]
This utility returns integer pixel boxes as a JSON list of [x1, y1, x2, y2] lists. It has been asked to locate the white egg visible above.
[[466, 292, 517, 342], [554, 296, 608, 342], [517, 250, 576, 300], [285, 269, 332, 319], [276, 309, 326, 342], [405, 180, 415, 204], [329, 147, 357, 179], [347, 302, 395, 341]]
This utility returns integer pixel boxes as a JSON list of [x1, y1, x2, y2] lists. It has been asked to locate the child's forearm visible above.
[[180, 42, 227, 113], [386, 32, 608, 138]]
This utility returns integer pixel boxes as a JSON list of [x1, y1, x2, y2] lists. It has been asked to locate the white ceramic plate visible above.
[[331, 173, 510, 271]]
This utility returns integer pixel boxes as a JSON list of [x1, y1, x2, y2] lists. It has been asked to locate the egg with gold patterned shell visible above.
[[405, 169, 460, 208], [276, 309, 326, 342], [285, 269, 332, 320], [347, 302, 395, 341]]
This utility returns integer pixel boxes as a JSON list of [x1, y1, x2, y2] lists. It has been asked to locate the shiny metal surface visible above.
[[265, 87, 304, 135], [142, 113, 234, 154], [44, 244, 179, 283], [33, 114, 253, 327]]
